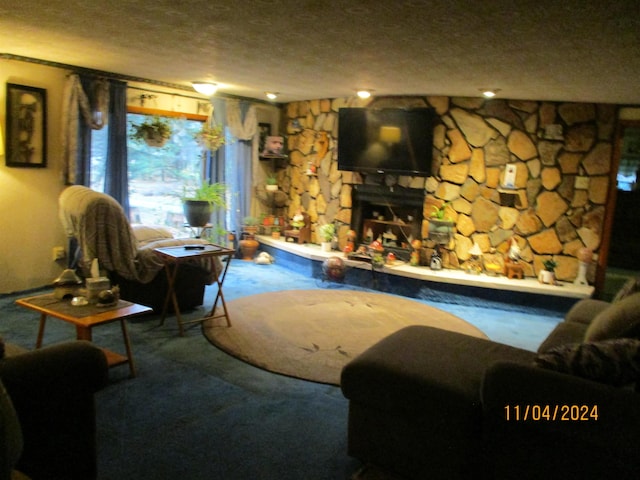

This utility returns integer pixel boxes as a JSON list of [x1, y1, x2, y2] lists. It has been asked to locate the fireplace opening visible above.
[[350, 184, 425, 261]]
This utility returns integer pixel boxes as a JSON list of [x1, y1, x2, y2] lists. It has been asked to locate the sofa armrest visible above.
[[0, 341, 109, 480], [481, 361, 640, 479], [0, 341, 108, 395], [564, 298, 610, 325]]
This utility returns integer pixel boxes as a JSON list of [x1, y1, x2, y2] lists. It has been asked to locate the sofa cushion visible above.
[[341, 325, 534, 413], [584, 292, 640, 341], [131, 224, 175, 246], [534, 338, 640, 387]]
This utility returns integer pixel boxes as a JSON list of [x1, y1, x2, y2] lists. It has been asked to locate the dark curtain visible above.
[[103, 80, 129, 215], [75, 75, 94, 186]]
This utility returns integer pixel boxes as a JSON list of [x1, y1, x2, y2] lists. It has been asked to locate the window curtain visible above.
[[225, 99, 258, 233], [103, 80, 129, 214], [61, 74, 109, 185]]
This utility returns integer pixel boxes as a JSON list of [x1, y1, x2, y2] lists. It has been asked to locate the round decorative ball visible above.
[[323, 256, 346, 281]]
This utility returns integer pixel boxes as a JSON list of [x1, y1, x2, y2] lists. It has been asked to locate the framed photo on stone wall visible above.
[[5, 83, 47, 168]]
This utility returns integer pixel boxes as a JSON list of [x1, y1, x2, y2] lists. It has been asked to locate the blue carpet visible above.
[[0, 260, 564, 480]]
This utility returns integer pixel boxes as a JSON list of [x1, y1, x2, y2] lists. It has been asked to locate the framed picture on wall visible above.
[[258, 122, 271, 156], [5, 83, 47, 168]]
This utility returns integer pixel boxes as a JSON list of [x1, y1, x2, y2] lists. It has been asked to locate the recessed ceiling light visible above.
[[265, 92, 278, 100], [192, 82, 218, 97], [480, 88, 500, 98], [356, 89, 373, 99]]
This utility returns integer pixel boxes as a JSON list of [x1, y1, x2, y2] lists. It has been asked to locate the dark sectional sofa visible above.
[[0, 341, 109, 480], [341, 291, 640, 479]]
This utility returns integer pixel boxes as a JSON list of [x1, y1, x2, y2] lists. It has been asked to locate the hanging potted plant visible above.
[[130, 116, 172, 147], [181, 182, 226, 228], [194, 121, 226, 152]]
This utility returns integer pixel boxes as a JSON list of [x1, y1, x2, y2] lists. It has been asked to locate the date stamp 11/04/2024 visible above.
[[504, 404, 599, 422]]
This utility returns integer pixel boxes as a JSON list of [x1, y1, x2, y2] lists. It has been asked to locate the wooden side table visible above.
[[15, 294, 151, 377], [154, 243, 235, 336]]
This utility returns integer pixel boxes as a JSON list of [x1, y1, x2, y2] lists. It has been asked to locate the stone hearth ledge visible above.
[[256, 235, 594, 300]]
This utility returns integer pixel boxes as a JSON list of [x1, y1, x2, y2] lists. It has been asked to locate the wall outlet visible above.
[[52, 246, 66, 261]]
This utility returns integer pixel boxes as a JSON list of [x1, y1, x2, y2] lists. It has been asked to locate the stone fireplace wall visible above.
[[278, 95, 617, 282]]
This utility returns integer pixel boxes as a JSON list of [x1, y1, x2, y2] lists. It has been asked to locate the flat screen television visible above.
[[337, 107, 435, 176]]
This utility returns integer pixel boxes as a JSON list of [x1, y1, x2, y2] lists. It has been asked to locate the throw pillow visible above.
[[584, 292, 640, 341], [612, 277, 640, 303], [534, 338, 640, 387]]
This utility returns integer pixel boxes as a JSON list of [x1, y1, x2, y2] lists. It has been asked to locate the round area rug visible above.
[[203, 290, 487, 386]]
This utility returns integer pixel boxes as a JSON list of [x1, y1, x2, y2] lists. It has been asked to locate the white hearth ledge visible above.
[[256, 236, 594, 300]]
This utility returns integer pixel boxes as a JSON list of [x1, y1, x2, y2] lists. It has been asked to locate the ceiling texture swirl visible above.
[[1, 0, 639, 104]]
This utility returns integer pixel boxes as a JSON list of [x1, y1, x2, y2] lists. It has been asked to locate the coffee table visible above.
[[15, 293, 152, 377]]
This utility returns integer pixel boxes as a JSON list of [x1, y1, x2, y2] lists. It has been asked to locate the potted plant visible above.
[[242, 216, 260, 236], [318, 223, 335, 252], [194, 122, 226, 152], [266, 174, 278, 192], [539, 259, 557, 285], [427, 202, 454, 245], [181, 182, 226, 228], [130, 116, 172, 147]]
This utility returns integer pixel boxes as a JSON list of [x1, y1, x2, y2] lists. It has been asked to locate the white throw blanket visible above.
[[58, 185, 218, 284]]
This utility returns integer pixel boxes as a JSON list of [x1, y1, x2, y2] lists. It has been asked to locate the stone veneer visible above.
[[277, 95, 616, 282]]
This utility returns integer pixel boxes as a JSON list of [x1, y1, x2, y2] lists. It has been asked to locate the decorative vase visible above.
[[239, 236, 259, 260], [266, 184, 278, 192], [321, 242, 332, 252]]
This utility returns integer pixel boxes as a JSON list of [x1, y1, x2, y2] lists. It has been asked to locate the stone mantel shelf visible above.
[[256, 235, 594, 300]]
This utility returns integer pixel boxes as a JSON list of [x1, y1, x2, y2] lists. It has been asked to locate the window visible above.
[[91, 110, 209, 233]]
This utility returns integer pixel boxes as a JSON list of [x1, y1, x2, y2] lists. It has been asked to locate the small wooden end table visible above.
[[154, 243, 235, 336], [15, 293, 152, 377]]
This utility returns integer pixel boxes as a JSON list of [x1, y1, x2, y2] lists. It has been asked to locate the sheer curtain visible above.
[[225, 99, 258, 234], [61, 74, 109, 185]]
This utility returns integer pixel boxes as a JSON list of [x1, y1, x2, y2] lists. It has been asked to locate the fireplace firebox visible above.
[[350, 184, 425, 261]]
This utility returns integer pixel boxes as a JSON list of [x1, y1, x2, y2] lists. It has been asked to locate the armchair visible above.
[[0, 341, 109, 480], [58, 185, 221, 311]]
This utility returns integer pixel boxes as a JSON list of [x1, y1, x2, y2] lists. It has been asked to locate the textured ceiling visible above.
[[1, 0, 639, 105]]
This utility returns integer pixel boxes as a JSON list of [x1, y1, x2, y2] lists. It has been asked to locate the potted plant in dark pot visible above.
[[182, 182, 226, 228], [130, 116, 172, 147]]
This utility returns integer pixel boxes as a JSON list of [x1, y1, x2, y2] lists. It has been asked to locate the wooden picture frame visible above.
[[5, 83, 47, 167]]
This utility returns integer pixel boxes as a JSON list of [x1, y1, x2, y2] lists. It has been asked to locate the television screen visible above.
[[337, 107, 435, 176]]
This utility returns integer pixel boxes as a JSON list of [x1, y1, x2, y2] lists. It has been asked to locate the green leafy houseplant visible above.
[[430, 202, 451, 220], [542, 259, 557, 272], [130, 116, 172, 147], [318, 223, 336, 242], [181, 182, 226, 227], [194, 123, 226, 152]]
